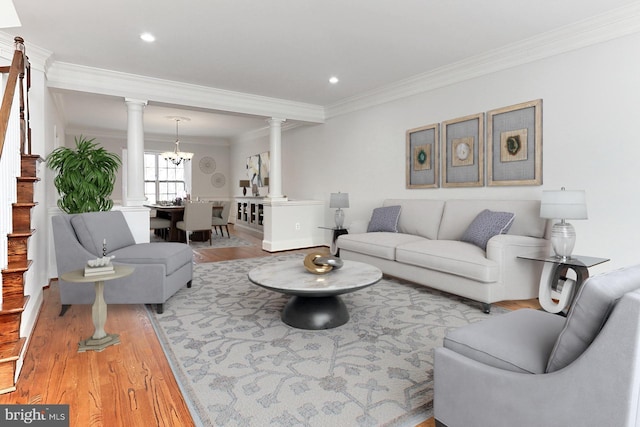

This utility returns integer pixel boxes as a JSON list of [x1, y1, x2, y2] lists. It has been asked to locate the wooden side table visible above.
[[60, 265, 135, 352]]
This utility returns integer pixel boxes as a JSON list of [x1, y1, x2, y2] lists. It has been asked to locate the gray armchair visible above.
[[434, 264, 640, 427], [52, 211, 193, 315]]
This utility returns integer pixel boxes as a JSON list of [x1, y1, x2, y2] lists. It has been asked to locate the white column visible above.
[[266, 117, 287, 201], [124, 98, 147, 206]]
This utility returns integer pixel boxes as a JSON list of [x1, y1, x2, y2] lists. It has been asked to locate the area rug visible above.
[[147, 255, 506, 427], [150, 232, 254, 249]]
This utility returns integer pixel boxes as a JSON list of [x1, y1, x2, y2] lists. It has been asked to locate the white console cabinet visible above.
[[235, 197, 264, 235]]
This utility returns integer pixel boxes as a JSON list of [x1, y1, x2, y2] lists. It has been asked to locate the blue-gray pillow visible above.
[[460, 209, 515, 250], [367, 205, 402, 232]]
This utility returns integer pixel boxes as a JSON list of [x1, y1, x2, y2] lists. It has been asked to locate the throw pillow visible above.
[[367, 205, 402, 233], [460, 209, 515, 250]]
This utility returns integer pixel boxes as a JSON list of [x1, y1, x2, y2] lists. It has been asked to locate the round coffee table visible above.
[[248, 259, 382, 330]]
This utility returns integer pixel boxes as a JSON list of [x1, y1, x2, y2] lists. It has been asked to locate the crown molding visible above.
[[0, 31, 52, 72], [64, 125, 231, 147], [232, 121, 305, 144], [325, 3, 640, 118], [46, 61, 325, 124]]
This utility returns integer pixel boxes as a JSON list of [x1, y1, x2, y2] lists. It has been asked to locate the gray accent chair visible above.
[[434, 264, 640, 427], [52, 211, 193, 315]]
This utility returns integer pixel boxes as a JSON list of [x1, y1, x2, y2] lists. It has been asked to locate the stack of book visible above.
[[83, 263, 115, 277]]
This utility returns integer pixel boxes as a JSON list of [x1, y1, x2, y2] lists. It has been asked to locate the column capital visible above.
[[124, 98, 148, 107], [267, 117, 286, 126]]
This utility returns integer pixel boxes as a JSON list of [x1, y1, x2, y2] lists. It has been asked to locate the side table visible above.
[[518, 253, 609, 315], [318, 226, 348, 256], [60, 265, 135, 352]]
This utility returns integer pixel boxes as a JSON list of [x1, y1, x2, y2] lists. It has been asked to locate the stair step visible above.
[[0, 338, 26, 394], [0, 297, 28, 346], [1, 261, 32, 301], [20, 154, 42, 178], [7, 230, 34, 264], [16, 178, 39, 203], [11, 202, 37, 232]]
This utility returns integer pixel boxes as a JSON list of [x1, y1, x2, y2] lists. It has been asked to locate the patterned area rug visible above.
[[148, 255, 506, 427], [150, 232, 254, 249]]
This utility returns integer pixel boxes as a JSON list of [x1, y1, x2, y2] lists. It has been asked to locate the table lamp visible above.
[[330, 192, 349, 229], [239, 180, 250, 196], [540, 187, 588, 260]]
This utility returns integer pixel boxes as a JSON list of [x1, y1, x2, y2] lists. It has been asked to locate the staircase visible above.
[[0, 37, 40, 394]]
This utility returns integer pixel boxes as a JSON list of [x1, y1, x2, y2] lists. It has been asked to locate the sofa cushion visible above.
[[337, 232, 426, 261], [396, 240, 499, 282], [546, 264, 640, 372], [111, 242, 193, 276], [367, 205, 402, 232], [71, 211, 136, 256], [383, 199, 445, 239], [460, 209, 515, 250], [438, 200, 546, 240], [444, 309, 565, 374]]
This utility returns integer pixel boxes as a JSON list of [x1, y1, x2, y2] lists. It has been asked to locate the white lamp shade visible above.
[[540, 189, 587, 220], [330, 192, 349, 209]]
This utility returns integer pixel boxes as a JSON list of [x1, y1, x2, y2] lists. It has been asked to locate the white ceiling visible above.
[[3, 0, 639, 140]]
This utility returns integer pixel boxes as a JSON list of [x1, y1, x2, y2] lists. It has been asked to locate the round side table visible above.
[[61, 265, 134, 352]]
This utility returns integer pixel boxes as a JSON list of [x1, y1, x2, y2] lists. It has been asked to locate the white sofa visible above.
[[337, 199, 550, 312]]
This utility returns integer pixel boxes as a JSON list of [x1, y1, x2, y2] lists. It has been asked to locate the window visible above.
[[144, 153, 187, 204]]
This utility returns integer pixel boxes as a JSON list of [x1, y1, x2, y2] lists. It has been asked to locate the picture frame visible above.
[[406, 123, 439, 188], [441, 113, 484, 187], [487, 99, 542, 186]]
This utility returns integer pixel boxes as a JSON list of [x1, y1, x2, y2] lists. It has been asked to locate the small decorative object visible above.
[[487, 99, 542, 186], [442, 113, 484, 187], [102, 238, 107, 256], [199, 156, 216, 174], [540, 187, 588, 260], [406, 123, 439, 188], [303, 253, 343, 274], [211, 172, 226, 188], [330, 192, 349, 229], [239, 180, 250, 196], [84, 255, 116, 276]]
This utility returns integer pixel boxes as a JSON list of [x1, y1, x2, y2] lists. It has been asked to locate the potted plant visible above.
[[46, 135, 121, 213]]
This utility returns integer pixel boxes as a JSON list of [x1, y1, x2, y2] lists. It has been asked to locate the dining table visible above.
[[147, 204, 223, 242]]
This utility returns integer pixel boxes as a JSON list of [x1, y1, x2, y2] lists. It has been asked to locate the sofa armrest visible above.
[[486, 235, 551, 300]]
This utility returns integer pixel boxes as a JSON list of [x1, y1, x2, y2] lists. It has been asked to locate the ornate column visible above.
[[124, 98, 147, 206], [266, 117, 287, 201]]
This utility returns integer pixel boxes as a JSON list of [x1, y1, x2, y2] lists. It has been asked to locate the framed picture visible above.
[[246, 151, 270, 187], [487, 99, 542, 186], [406, 123, 439, 188], [441, 113, 484, 187]]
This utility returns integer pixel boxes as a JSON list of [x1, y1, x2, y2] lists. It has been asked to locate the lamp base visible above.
[[550, 220, 576, 260], [334, 209, 345, 229]]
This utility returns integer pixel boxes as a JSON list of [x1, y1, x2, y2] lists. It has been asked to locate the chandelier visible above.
[[162, 117, 194, 166]]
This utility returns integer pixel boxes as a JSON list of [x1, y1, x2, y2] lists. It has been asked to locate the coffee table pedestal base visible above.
[[78, 333, 120, 353], [282, 296, 348, 330]]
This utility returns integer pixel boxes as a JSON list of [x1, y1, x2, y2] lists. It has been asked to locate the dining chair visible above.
[[212, 201, 232, 238], [176, 202, 214, 245], [149, 211, 171, 240]]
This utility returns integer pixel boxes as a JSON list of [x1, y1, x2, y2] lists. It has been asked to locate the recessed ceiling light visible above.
[[140, 32, 156, 42], [329, 76, 339, 84]]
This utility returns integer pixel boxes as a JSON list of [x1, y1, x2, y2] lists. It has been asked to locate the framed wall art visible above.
[[487, 99, 542, 186], [246, 151, 270, 187], [441, 113, 484, 187], [406, 123, 439, 188]]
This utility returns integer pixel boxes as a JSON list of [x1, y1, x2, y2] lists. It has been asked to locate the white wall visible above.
[[64, 134, 231, 203], [231, 32, 640, 272]]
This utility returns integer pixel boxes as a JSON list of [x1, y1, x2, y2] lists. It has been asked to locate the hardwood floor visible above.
[[0, 225, 538, 426]]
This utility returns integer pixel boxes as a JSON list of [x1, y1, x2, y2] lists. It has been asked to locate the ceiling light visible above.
[[140, 32, 155, 42], [329, 76, 339, 84], [162, 117, 193, 166]]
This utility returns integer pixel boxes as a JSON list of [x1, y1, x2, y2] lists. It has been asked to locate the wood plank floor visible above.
[[0, 224, 538, 426]]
